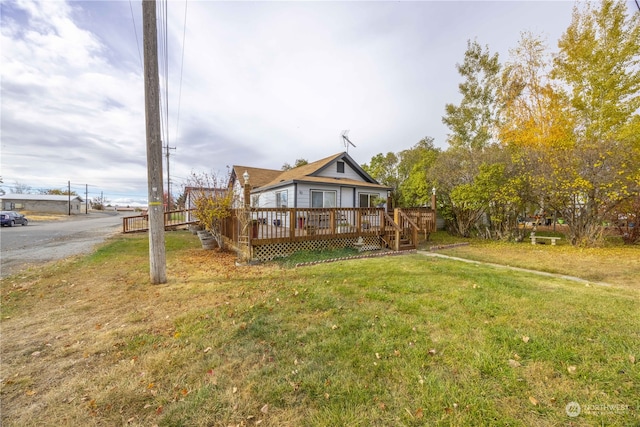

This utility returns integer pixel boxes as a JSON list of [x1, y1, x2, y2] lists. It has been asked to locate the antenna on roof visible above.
[[341, 130, 356, 153]]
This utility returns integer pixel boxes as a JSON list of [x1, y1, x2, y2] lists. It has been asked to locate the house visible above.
[[229, 152, 392, 210], [0, 194, 86, 214]]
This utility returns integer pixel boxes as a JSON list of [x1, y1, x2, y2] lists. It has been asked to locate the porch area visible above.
[[220, 207, 435, 261]]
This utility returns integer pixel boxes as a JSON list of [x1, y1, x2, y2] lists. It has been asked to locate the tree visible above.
[[186, 171, 235, 249], [91, 194, 110, 210], [362, 152, 401, 206], [438, 40, 505, 237], [442, 39, 501, 152], [549, 0, 640, 245], [11, 181, 31, 194], [396, 137, 440, 207], [0, 176, 5, 196], [281, 158, 309, 171], [40, 188, 78, 196]]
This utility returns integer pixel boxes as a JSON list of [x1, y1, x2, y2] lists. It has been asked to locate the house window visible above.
[[359, 193, 377, 208], [311, 190, 336, 208], [276, 190, 288, 208], [336, 161, 345, 173]]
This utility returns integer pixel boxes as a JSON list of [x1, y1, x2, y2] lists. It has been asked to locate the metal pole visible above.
[[142, 0, 167, 284]]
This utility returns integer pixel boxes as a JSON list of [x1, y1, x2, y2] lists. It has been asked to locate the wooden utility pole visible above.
[[142, 0, 167, 284]]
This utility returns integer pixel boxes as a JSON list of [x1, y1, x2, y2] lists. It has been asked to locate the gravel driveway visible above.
[[0, 212, 126, 278]]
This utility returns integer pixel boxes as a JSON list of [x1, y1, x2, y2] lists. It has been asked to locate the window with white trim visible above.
[[311, 190, 337, 208], [359, 193, 378, 208], [276, 190, 288, 208]]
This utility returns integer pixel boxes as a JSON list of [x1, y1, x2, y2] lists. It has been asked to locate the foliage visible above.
[[548, 0, 640, 245], [363, 138, 440, 208], [281, 158, 309, 171], [609, 194, 640, 245], [38, 188, 79, 196], [186, 171, 235, 249], [91, 193, 110, 210], [11, 181, 31, 194], [442, 39, 501, 151], [362, 151, 401, 206]]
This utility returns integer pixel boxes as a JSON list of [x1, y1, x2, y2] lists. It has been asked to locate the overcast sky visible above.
[[1, 0, 589, 205]]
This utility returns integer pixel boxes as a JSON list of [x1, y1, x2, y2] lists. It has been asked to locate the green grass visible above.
[[271, 247, 361, 267], [1, 231, 638, 426]]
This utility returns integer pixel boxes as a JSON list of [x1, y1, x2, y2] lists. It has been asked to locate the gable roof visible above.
[[233, 152, 391, 193], [0, 194, 83, 202], [230, 166, 282, 190]]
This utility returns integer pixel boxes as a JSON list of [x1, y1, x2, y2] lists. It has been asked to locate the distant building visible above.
[[0, 194, 85, 214]]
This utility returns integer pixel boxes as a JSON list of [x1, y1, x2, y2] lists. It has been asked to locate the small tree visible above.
[[91, 194, 110, 210], [187, 171, 235, 249]]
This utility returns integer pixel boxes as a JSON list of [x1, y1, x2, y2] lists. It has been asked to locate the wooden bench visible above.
[[530, 234, 561, 245]]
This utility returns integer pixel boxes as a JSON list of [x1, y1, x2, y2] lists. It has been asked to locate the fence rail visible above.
[[122, 209, 197, 233]]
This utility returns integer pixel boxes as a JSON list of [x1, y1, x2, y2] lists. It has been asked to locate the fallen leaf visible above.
[[378, 402, 386, 410], [375, 353, 381, 359], [324, 393, 330, 399], [428, 349, 437, 356], [331, 324, 338, 330], [25, 390, 37, 396], [522, 336, 530, 343], [394, 350, 401, 357], [508, 359, 521, 368], [513, 353, 521, 360], [529, 396, 538, 406], [232, 387, 238, 394], [260, 403, 269, 414], [156, 406, 163, 415], [203, 347, 211, 353], [415, 407, 423, 418], [567, 365, 577, 374], [630, 355, 636, 364]]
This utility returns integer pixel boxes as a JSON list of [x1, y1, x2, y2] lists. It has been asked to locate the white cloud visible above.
[[1, 0, 580, 203]]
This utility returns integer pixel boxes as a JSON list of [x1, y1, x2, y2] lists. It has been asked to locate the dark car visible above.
[[0, 211, 28, 227]]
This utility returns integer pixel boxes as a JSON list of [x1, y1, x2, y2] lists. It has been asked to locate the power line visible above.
[[174, 0, 188, 143], [128, 0, 143, 70]]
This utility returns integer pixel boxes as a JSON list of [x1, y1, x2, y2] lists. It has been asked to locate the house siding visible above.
[[316, 160, 362, 181], [1, 198, 84, 214]]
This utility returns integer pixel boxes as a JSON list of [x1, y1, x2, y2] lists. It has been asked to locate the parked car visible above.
[[0, 211, 28, 227]]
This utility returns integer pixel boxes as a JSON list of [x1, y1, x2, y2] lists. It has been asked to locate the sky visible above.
[[0, 0, 592, 206]]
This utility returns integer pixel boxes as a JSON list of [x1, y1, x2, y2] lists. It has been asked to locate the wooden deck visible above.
[[123, 206, 436, 261]]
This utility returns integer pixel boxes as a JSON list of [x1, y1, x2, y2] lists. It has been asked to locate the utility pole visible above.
[[165, 143, 176, 210], [142, 0, 167, 284], [68, 180, 71, 216], [85, 184, 88, 214]]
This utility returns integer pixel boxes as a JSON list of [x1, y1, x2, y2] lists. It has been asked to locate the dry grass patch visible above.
[[431, 237, 640, 289]]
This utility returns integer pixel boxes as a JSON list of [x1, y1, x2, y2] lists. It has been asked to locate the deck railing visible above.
[[122, 209, 197, 233], [217, 207, 435, 246]]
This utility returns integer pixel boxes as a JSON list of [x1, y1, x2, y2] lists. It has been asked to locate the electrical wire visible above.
[[128, 0, 143, 71], [174, 0, 188, 143]]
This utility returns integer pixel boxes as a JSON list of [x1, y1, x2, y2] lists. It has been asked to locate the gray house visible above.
[[230, 152, 391, 209], [0, 194, 85, 214]]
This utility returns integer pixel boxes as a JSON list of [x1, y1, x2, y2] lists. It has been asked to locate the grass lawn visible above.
[[1, 231, 638, 426]]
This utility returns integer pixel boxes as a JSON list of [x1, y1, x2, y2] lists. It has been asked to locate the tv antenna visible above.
[[341, 130, 356, 153]]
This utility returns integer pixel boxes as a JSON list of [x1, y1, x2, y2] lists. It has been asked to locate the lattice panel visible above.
[[252, 235, 381, 261]]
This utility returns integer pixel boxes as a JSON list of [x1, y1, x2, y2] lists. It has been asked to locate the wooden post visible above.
[[142, 0, 167, 284]]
